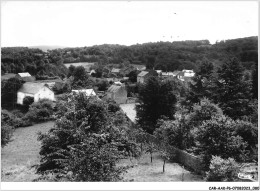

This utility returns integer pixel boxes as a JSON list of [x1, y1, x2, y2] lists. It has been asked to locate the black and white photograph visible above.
[[0, 0, 259, 190]]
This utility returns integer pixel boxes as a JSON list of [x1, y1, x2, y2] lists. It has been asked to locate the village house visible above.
[[132, 64, 146, 71], [177, 69, 195, 81], [111, 68, 121, 74], [71, 89, 97, 97], [17, 82, 55, 105], [15, 72, 35, 82], [35, 78, 64, 90], [137, 70, 158, 83], [161, 71, 180, 78], [106, 84, 127, 104]]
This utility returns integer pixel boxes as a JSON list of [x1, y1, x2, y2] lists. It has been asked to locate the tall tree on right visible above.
[[214, 58, 252, 119], [251, 62, 258, 99]]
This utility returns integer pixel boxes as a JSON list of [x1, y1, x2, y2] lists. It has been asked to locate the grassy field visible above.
[[119, 152, 204, 182], [1, 120, 203, 182], [1, 121, 54, 182]]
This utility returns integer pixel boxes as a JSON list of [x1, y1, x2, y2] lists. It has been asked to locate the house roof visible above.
[[182, 69, 194, 73], [17, 72, 31, 77], [1, 73, 16, 80], [72, 89, 96, 96], [132, 64, 146, 70], [138, 71, 149, 77], [107, 85, 122, 93], [111, 68, 120, 73], [18, 82, 49, 94]]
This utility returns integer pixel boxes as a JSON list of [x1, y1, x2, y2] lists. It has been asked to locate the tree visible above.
[[185, 59, 215, 106], [215, 58, 252, 119], [37, 94, 138, 181], [1, 111, 14, 147], [127, 70, 138, 83], [136, 76, 178, 134], [1, 77, 24, 108], [251, 63, 258, 99], [195, 115, 248, 168]]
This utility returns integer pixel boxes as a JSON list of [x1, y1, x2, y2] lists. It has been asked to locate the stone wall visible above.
[[166, 146, 205, 175]]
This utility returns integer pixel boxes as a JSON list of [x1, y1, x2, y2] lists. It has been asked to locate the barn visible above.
[[107, 84, 127, 104], [17, 82, 55, 105]]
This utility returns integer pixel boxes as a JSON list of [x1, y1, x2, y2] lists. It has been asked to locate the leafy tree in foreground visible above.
[[37, 93, 137, 181]]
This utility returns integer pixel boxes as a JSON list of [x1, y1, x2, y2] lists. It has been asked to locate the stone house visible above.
[[17, 82, 55, 105], [106, 84, 127, 104]]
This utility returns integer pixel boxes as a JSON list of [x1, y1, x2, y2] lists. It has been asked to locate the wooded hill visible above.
[[1, 36, 257, 76]]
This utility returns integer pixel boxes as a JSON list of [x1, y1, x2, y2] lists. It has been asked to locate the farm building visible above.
[[107, 84, 127, 104], [71, 89, 97, 97], [17, 82, 55, 105], [15, 72, 35, 82], [162, 71, 180, 78]]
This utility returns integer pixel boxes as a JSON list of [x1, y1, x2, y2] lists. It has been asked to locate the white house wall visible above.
[[17, 92, 34, 105], [35, 87, 55, 102]]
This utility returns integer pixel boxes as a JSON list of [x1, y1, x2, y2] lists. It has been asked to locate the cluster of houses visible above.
[[1, 67, 195, 106]]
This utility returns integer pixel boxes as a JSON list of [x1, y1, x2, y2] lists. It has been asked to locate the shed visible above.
[[17, 82, 55, 105], [107, 85, 127, 104], [16, 72, 35, 82]]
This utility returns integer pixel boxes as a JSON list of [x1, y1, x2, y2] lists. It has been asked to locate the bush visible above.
[[23, 96, 34, 107], [24, 99, 54, 123], [233, 120, 258, 151], [189, 98, 223, 127], [195, 115, 248, 168], [206, 156, 240, 181], [1, 124, 14, 147]]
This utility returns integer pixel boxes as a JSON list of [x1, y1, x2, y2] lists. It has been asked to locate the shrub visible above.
[[24, 99, 54, 123], [233, 120, 258, 151], [1, 124, 14, 147], [189, 98, 223, 127], [23, 96, 34, 107], [206, 156, 240, 181], [195, 115, 248, 168]]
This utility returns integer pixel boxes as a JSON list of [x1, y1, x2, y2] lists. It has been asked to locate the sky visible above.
[[1, 1, 258, 47]]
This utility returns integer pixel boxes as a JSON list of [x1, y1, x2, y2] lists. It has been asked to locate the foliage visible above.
[[136, 76, 179, 134], [154, 116, 194, 150], [37, 94, 138, 181], [24, 99, 54, 123], [194, 115, 248, 168], [1, 77, 24, 108], [232, 120, 258, 151], [214, 58, 252, 119], [127, 70, 139, 83], [23, 96, 34, 107], [189, 98, 223, 127], [206, 156, 240, 181], [1, 124, 14, 147], [96, 79, 109, 91], [1, 47, 68, 77], [185, 59, 215, 106], [251, 63, 258, 99]]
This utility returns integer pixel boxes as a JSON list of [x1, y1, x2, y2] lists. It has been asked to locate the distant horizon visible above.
[[1, 35, 258, 49], [1, 1, 258, 48]]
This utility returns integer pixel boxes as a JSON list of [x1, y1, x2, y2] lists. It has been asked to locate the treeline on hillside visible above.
[[2, 36, 257, 78], [49, 36, 257, 72], [1, 47, 68, 78]]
